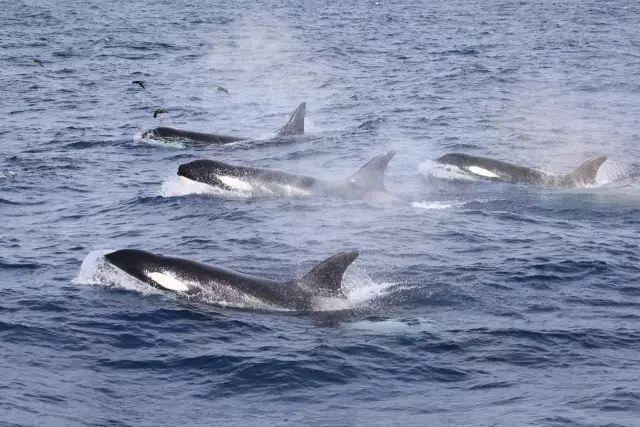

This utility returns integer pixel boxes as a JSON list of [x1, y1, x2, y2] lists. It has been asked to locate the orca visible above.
[[435, 153, 608, 188], [176, 151, 397, 200], [103, 248, 358, 311], [142, 103, 306, 145]]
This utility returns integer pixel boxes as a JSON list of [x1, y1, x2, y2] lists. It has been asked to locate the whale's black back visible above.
[[148, 127, 245, 144], [105, 249, 310, 309], [437, 153, 548, 184], [436, 153, 608, 187]]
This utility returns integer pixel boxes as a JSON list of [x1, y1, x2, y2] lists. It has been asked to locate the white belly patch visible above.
[[467, 166, 500, 178], [147, 272, 189, 292]]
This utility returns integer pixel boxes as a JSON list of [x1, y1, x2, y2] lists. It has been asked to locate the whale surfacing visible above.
[[104, 248, 358, 311], [142, 102, 306, 145], [176, 151, 397, 200], [435, 153, 608, 188]]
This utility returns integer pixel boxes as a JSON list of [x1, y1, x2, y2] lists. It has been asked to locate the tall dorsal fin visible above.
[[348, 151, 395, 192], [298, 251, 359, 296], [566, 156, 607, 186], [276, 102, 306, 136]]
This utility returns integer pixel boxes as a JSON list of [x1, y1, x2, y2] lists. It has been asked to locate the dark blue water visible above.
[[2, 0, 640, 425]]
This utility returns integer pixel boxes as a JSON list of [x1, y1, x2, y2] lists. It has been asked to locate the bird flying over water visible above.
[[153, 108, 168, 118], [132, 80, 145, 89], [215, 85, 229, 95], [32, 58, 44, 68]]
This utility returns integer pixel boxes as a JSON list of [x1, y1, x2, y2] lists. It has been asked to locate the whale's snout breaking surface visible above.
[[176, 161, 208, 186], [177, 163, 188, 178], [177, 160, 214, 181]]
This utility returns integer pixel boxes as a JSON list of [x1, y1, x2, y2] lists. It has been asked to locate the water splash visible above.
[[0, 169, 18, 180], [73, 250, 162, 296], [159, 175, 240, 198], [75, 251, 396, 312], [412, 200, 461, 210], [315, 265, 398, 311], [594, 159, 628, 186], [133, 131, 186, 149]]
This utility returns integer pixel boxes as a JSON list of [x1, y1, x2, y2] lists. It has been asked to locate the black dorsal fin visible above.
[[566, 156, 608, 186], [348, 151, 395, 192], [276, 102, 306, 136], [298, 251, 359, 296]]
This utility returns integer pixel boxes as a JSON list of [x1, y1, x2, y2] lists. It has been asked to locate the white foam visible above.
[[254, 132, 276, 142], [311, 265, 397, 312], [73, 250, 161, 295], [0, 169, 17, 180], [160, 176, 243, 198], [304, 117, 316, 133], [147, 272, 189, 292], [594, 159, 626, 187], [133, 131, 186, 149], [467, 166, 500, 178], [411, 201, 460, 210]]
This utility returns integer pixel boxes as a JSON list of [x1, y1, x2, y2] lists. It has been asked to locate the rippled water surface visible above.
[[2, 0, 640, 425]]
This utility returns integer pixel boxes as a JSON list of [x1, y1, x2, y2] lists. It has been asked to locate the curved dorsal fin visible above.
[[298, 251, 359, 296], [276, 102, 306, 136], [566, 156, 608, 186], [348, 151, 395, 192]]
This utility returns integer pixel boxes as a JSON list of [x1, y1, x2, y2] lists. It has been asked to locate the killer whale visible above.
[[104, 248, 358, 311], [142, 102, 306, 145], [435, 153, 608, 188], [176, 151, 397, 200]]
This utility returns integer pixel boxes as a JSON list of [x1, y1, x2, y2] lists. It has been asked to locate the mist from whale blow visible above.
[[3, 0, 640, 425]]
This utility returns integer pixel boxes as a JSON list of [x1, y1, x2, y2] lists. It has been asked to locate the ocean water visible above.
[[2, 0, 640, 425]]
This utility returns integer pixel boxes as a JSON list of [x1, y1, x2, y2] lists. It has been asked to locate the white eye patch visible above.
[[147, 272, 189, 292], [218, 175, 253, 192], [467, 166, 500, 178]]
